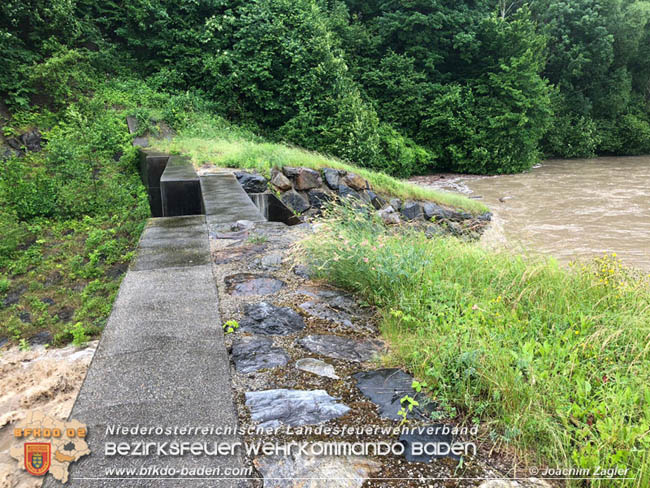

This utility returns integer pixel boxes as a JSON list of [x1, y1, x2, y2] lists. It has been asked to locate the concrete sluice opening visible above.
[[248, 193, 302, 226]]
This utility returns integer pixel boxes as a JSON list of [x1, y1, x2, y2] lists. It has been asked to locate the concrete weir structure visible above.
[[45, 150, 267, 487]]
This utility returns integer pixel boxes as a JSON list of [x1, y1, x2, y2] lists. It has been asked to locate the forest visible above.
[[2, 0, 650, 177]]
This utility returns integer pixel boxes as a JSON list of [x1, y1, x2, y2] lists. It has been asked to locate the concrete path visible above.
[[45, 215, 247, 487], [201, 174, 265, 228]]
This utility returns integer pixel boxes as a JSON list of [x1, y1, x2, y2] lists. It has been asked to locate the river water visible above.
[[411, 157, 650, 272]]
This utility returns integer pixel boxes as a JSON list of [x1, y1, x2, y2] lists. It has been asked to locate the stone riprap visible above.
[[299, 334, 383, 362], [295, 358, 340, 379], [225, 273, 286, 296], [233, 166, 492, 237], [353, 368, 436, 420], [239, 302, 306, 335], [244, 389, 350, 428], [231, 337, 289, 373]]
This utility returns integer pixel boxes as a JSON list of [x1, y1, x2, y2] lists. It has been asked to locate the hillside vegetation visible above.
[[2, 0, 650, 177]]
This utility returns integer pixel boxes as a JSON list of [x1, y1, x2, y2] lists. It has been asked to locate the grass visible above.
[[302, 206, 650, 487], [150, 114, 489, 215]]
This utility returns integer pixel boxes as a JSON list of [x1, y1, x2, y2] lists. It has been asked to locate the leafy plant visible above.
[[222, 320, 239, 335]]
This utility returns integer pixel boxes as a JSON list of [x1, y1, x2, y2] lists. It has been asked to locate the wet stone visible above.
[[295, 358, 339, 379], [399, 424, 459, 462], [235, 171, 268, 193], [299, 335, 382, 363], [281, 190, 310, 214], [299, 301, 354, 328], [254, 448, 381, 488], [245, 389, 350, 428], [353, 369, 436, 420], [232, 337, 289, 374], [225, 273, 286, 296], [239, 302, 306, 335], [29, 331, 53, 346]]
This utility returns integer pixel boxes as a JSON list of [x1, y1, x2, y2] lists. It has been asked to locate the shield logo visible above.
[[24, 443, 51, 476]]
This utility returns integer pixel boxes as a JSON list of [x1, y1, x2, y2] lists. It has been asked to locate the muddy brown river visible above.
[[411, 156, 650, 271]]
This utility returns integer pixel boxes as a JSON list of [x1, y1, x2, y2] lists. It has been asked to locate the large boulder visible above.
[[337, 184, 361, 201], [322, 168, 341, 190], [307, 189, 331, 209], [400, 201, 423, 221], [281, 190, 310, 214], [342, 173, 368, 191], [235, 171, 268, 193], [422, 202, 452, 221], [270, 169, 292, 191], [378, 206, 401, 225], [294, 168, 322, 191]]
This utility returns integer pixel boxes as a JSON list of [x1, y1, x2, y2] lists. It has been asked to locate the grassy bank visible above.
[[151, 120, 488, 215], [302, 207, 650, 486]]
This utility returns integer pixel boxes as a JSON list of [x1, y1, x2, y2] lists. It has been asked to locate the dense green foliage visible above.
[[304, 206, 650, 485], [2, 0, 649, 176]]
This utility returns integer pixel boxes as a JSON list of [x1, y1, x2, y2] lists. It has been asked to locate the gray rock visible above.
[[299, 301, 354, 328], [422, 202, 452, 221], [29, 331, 53, 346], [378, 206, 401, 225], [299, 335, 382, 362], [389, 198, 402, 211], [19, 311, 32, 323], [2, 285, 25, 308], [270, 169, 292, 191], [353, 369, 435, 420], [240, 302, 306, 335], [293, 265, 311, 279], [399, 424, 459, 462], [296, 358, 339, 379], [232, 337, 289, 373], [366, 190, 386, 210], [478, 212, 493, 222], [400, 201, 423, 221], [322, 168, 341, 190], [0, 337, 7, 348], [307, 189, 331, 209], [281, 190, 310, 214], [254, 448, 381, 488], [342, 173, 367, 191], [282, 166, 301, 178], [231, 219, 255, 231], [245, 389, 350, 428], [20, 129, 42, 152], [235, 171, 268, 193], [225, 273, 286, 296], [337, 184, 361, 201], [261, 252, 283, 268], [295, 168, 322, 191]]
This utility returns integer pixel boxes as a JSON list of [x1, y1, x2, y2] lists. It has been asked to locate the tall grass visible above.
[[302, 206, 650, 487], [151, 113, 488, 215]]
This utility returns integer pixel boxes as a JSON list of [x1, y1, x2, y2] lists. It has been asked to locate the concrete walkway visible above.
[[47, 208, 251, 484], [201, 174, 265, 228]]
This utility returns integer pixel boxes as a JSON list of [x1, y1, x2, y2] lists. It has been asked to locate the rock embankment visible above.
[[235, 167, 492, 239]]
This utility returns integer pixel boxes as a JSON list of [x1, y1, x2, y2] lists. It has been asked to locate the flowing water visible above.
[[411, 156, 650, 271]]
